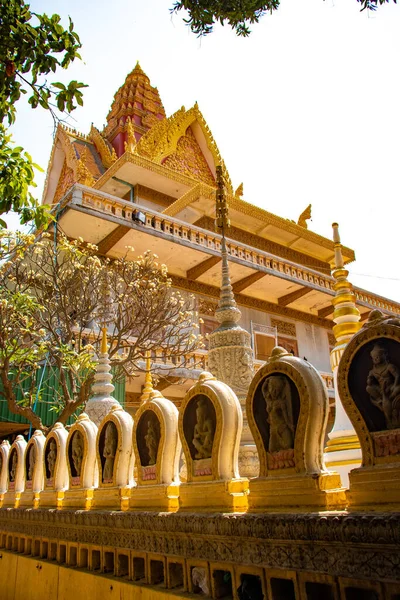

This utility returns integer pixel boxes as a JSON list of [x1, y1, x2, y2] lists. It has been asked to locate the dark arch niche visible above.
[[9, 448, 18, 482], [348, 337, 400, 433], [45, 438, 58, 480], [99, 421, 118, 483], [183, 394, 216, 461], [25, 444, 36, 482], [136, 410, 161, 467], [252, 373, 300, 464], [68, 430, 84, 479]]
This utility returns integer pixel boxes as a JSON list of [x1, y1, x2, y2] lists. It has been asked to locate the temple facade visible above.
[[1, 63, 400, 600], [38, 62, 399, 417]]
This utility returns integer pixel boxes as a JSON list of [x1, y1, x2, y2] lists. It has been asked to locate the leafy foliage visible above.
[[0, 0, 86, 227], [0, 232, 203, 431], [171, 0, 397, 36]]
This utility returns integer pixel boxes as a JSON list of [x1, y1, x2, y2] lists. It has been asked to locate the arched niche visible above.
[[20, 430, 45, 508], [0, 440, 10, 506], [337, 311, 400, 509], [3, 435, 27, 508], [178, 372, 247, 512], [135, 391, 181, 481], [246, 347, 344, 511], [93, 406, 134, 511], [40, 422, 69, 509], [131, 390, 181, 511], [64, 413, 98, 510]]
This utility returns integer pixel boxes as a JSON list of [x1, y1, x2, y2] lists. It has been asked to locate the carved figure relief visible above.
[[262, 375, 294, 453], [46, 439, 57, 480], [252, 373, 300, 470], [192, 398, 214, 459], [9, 450, 17, 482], [366, 343, 400, 430], [182, 393, 217, 479], [100, 422, 118, 483], [347, 337, 400, 434], [26, 445, 36, 481], [145, 421, 158, 465], [70, 431, 84, 478], [136, 410, 161, 468]]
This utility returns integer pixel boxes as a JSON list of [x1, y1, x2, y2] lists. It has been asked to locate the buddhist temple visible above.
[[1, 63, 400, 600]]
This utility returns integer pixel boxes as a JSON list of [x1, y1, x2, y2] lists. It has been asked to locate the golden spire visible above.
[[331, 223, 361, 358], [214, 166, 241, 329], [101, 326, 108, 354], [104, 62, 166, 148], [140, 351, 154, 403]]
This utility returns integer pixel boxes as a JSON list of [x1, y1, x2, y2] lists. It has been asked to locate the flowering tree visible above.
[[0, 231, 202, 432]]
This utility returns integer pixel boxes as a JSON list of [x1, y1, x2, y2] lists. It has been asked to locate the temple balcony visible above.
[[53, 185, 400, 328]]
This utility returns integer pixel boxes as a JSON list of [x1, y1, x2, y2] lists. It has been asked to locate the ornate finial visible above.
[[84, 320, 120, 425], [235, 183, 243, 198], [331, 223, 361, 351], [101, 326, 108, 354], [141, 351, 154, 403], [269, 346, 291, 361], [214, 166, 241, 329], [297, 204, 312, 228], [198, 371, 217, 384], [215, 166, 230, 233]]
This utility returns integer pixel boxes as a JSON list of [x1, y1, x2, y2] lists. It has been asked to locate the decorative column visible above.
[[324, 223, 362, 486], [85, 327, 121, 426], [207, 166, 258, 478]]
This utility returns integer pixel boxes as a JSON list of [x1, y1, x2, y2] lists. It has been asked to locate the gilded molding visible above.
[[228, 196, 355, 262], [1, 509, 400, 582], [93, 152, 197, 191], [270, 318, 297, 337], [135, 103, 232, 193], [90, 125, 118, 169], [193, 216, 331, 273]]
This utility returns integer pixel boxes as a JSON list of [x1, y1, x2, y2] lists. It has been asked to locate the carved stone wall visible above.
[[1, 509, 400, 583]]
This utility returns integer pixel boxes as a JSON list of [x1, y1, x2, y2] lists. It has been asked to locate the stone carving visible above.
[[270, 318, 296, 338], [9, 451, 17, 482], [247, 347, 344, 509], [2, 509, 400, 584], [337, 313, 400, 509], [192, 567, 209, 595], [71, 431, 84, 477], [102, 422, 118, 482], [262, 375, 295, 453], [179, 373, 247, 511], [47, 440, 57, 479], [366, 342, 400, 430], [144, 420, 158, 465], [192, 397, 214, 459], [27, 446, 36, 481]]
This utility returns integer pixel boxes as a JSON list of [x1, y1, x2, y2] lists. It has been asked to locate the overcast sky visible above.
[[9, 0, 400, 303]]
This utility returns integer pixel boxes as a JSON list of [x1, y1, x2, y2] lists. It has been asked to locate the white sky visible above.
[[9, 0, 400, 303]]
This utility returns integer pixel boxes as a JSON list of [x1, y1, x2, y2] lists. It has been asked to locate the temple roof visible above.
[[103, 61, 166, 148]]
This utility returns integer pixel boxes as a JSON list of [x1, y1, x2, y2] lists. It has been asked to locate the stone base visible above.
[[63, 488, 94, 510], [130, 483, 180, 512], [38, 489, 65, 509], [2, 491, 20, 508], [348, 464, 400, 510], [238, 444, 259, 478], [248, 472, 346, 511], [19, 490, 40, 509], [92, 486, 132, 511], [179, 479, 248, 512]]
